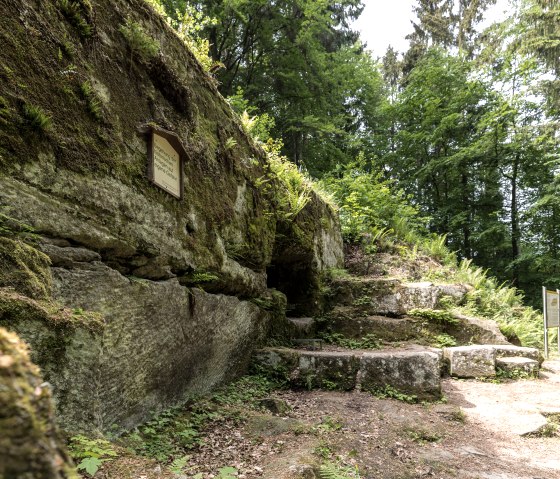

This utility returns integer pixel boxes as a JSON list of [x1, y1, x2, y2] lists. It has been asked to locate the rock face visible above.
[[0, 0, 343, 433], [0, 327, 77, 479]]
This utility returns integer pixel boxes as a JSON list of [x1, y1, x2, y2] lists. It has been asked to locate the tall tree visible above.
[[390, 49, 506, 261]]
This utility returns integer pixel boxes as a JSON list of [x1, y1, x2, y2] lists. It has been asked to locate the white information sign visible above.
[[542, 286, 560, 358], [152, 133, 181, 198], [545, 290, 559, 328]]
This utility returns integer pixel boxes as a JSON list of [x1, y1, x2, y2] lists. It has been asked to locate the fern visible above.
[[319, 462, 359, 479]]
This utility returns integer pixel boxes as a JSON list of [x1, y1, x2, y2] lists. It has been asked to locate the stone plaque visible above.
[[152, 133, 181, 197], [144, 126, 187, 200]]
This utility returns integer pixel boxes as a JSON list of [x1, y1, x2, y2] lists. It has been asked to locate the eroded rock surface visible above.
[[0, 327, 77, 479]]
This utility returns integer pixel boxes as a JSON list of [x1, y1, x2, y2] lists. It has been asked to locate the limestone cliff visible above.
[[0, 0, 343, 433]]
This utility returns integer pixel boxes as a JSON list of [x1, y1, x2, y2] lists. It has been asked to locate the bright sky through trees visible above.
[[354, 0, 512, 56]]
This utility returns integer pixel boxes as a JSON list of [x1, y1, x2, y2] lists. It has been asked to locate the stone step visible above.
[[493, 345, 543, 364], [318, 308, 508, 346], [496, 356, 539, 377], [253, 346, 442, 400], [319, 311, 421, 342], [328, 276, 470, 316], [443, 345, 541, 378]]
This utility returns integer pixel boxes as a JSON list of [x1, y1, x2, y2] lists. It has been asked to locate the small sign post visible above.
[[542, 286, 560, 358]]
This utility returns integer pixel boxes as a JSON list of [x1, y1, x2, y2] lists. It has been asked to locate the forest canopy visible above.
[[151, 0, 560, 307]]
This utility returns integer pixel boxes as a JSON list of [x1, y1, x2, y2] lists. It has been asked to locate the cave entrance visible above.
[[266, 254, 318, 317]]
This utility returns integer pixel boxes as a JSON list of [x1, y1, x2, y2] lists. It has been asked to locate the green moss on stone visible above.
[[0, 327, 78, 478], [0, 288, 105, 333], [0, 237, 52, 300]]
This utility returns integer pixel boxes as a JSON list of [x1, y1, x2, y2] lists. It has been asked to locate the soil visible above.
[[100, 360, 560, 479]]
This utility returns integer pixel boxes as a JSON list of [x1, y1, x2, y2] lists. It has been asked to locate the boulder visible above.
[[447, 313, 510, 345], [0, 327, 77, 479], [444, 345, 496, 378]]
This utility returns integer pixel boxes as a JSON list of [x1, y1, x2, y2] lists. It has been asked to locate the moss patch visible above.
[[0, 237, 52, 300], [0, 288, 104, 333], [0, 327, 78, 478]]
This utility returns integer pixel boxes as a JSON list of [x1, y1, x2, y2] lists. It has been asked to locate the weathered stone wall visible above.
[[0, 0, 343, 433]]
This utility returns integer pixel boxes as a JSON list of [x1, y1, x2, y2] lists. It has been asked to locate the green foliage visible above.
[[432, 333, 457, 348], [314, 416, 343, 433], [211, 374, 282, 406], [321, 156, 424, 245], [68, 435, 117, 476], [216, 466, 238, 479], [182, 271, 219, 285], [372, 385, 418, 404], [319, 332, 380, 350], [408, 308, 459, 325], [80, 81, 102, 121], [169, 455, 190, 474], [118, 375, 282, 465], [314, 440, 333, 459], [58, 0, 93, 38], [264, 138, 313, 220], [319, 461, 361, 479], [405, 427, 443, 444], [124, 407, 204, 462], [119, 20, 160, 62], [143, 0, 219, 72], [496, 367, 538, 381], [188, 0, 385, 174], [22, 104, 51, 132]]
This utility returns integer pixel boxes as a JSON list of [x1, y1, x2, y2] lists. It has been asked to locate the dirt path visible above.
[[101, 362, 560, 479], [259, 361, 560, 479]]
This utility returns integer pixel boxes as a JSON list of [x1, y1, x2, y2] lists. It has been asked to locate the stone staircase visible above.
[[254, 275, 543, 399]]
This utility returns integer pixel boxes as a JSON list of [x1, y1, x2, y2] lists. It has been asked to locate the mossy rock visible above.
[[0, 327, 78, 479], [0, 287, 104, 333], [0, 237, 52, 300]]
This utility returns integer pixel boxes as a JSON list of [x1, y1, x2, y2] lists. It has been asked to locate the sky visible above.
[[353, 0, 512, 57]]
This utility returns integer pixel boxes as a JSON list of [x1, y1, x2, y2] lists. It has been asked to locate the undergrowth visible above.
[[118, 375, 283, 464], [68, 435, 117, 476], [408, 308, 459, 325], [319, 332, 380, 350], [372, 385, 418, 403], [319, 461, 361, 479], [427, 259, 546, 348], [119, 20, 160, 62]]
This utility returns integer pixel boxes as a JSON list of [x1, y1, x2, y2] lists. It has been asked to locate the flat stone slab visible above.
[[253, 347, 442, 398], [496, 356, 539, 376], [444, 345, 496, 378], [359, 350, 442, 400], [493, 345, 542, 364]]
